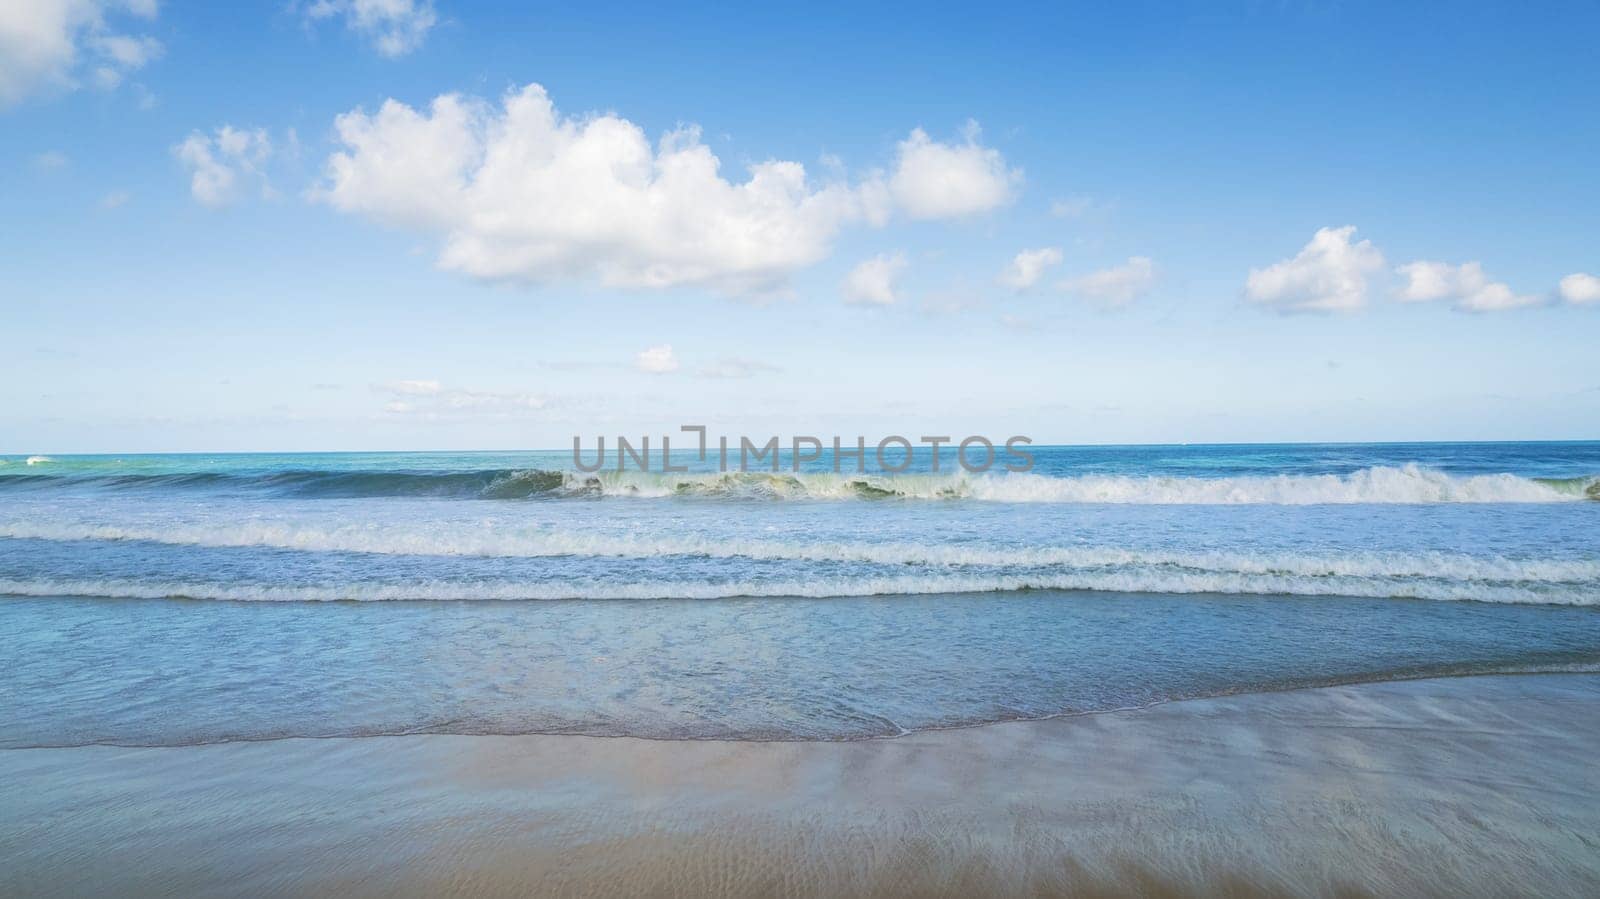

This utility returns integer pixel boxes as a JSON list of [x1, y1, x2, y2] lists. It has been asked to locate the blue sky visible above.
[[2, 0, 1597, 452]]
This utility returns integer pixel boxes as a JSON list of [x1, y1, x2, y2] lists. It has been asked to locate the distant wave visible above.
[[0, 468, 567, 498], [0, 464, 1595, 504]]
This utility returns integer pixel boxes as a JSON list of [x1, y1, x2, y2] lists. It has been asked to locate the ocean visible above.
[[2, 441, 1598, 745]]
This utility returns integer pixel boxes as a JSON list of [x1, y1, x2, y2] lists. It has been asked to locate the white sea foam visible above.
[[24, 456, 52, 466], [1, 463, 1591, 503], [4, 519, 1598, 585], [565, 464, 1591, 503], [959, 466, 1585, 504]]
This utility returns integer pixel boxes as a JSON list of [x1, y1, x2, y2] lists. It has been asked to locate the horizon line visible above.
[[6, 438, 1600, 458]]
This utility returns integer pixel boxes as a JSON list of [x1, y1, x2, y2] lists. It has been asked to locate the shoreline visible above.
[[6, 661, 1600, 752], [5, 673, 1599, 896]]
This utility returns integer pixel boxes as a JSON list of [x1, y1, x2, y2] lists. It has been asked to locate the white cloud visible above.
[[86, 32, 159, 87], [697, 357, 780, 379], [1558, 272, 1600, 305], [173, 126, 272, 207], [842, 252, 907, 305], [635, 344, 679, 374], [1391, 260, 1455, 302], [0, 0, 162, 107], [1061, 256, 1156, 306], [1394, 260, 1539, 312], [317, 84, 912, 296], [380, 378, 442, 395], [302, 0, 436, 57], [317, 85, 1018, 296], [89, 31, 158, 66], [100, 188, 129, 208], [1245, 226, 1385, 313], [33, 150, 68, 169], [888, 121, 1020, 220], [997, 247, 1063, 291], [373, 379, 546, 417]]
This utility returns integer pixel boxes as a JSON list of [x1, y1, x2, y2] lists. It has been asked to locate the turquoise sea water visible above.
[[2, 442, 1598, 743]]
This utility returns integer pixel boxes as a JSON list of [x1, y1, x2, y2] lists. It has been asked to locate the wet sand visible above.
[[3, 674, 1599, 897]]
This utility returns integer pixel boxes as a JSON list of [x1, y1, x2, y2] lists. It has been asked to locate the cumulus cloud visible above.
[[301, 0, 436, 57], [888, 121, 1020, 220], [173, 126, 272, 207], [373, 379, 546, 417], [842, 252, 907, 305], [316, 85, 1017, 296], [1061, 256, 1156, 306], [1394, 260, 1539, 312], [634, 344, 679, 374], [0, 0, 162, 107], [319, 85, 897, 296], [997, 247, 1063, 291], [1245, 226, 1385, 313], [1558, 272, 1600, 305]]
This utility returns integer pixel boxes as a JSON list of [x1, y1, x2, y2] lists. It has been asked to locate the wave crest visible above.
[[0, 463, 1593, 504]]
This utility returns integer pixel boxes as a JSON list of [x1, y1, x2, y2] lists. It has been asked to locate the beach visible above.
[[4, 445, 1599, 895], [5, 673, 1598, 897], [8, 3, 1599, 893]]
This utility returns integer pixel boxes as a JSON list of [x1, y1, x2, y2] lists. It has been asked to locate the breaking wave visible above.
[[0, 464, 1594, 504]]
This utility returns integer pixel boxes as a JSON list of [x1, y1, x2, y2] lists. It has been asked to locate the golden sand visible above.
[[4, 674, 1598, 897]]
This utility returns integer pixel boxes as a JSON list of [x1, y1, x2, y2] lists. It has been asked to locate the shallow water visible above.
[[2, 442, 1598, 743], [4, 592, 1598, 746]]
